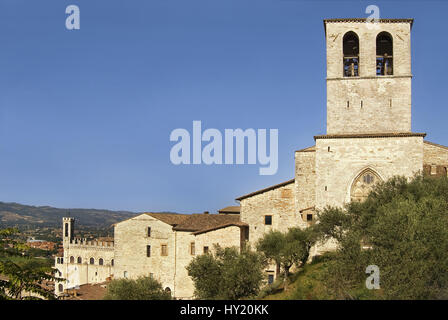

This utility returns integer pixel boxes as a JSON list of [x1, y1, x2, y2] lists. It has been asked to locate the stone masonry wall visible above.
[[114, 214, 176, 292], [174, 226, 243, 299], [424, 141, 448, 166], [240, 182, 297, 248], [315, 136, 424, 209], [295, 148, 316, 224]]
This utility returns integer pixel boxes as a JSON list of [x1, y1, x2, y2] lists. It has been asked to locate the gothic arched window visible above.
[[99, 258, 104, 266], [350, 169, 382, 202], [77, 257, 82, 264], [376, 32, 393, 75], [69, 256, 74, 264], [343, 31, 359, 77], [90, 257, 95, 265]]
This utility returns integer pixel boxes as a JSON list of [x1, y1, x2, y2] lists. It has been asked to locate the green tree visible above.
[[103, 276, 171, 300], [318, 175, 448, 299], [257, 227, 316, 281], [187, 245, 266, 300], [0, 228, 58, 300]]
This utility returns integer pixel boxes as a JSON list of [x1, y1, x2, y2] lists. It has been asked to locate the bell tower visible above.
[[62, 217, 74, 245], [324, 18, 414, 134]]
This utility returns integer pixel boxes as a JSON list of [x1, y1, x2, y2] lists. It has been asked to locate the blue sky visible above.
[[0, 0, 447, 214]]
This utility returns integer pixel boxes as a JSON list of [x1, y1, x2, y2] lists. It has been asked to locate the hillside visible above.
[[0, 201, 162, 228], [261, 254, 380, 300]]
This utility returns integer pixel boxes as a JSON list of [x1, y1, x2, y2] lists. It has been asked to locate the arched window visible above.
[[350, 169, 382, 202], [111, 259, 114, 266], [376, 32, 393, 75], [165, 287, 172, 296], [64, 223, 68, 237], [69, 256, 74, 264], [77, 257, 82, 264], [343, 31, 359, 77], [99, 258, 104, 266], [89, 257, 95, 265]]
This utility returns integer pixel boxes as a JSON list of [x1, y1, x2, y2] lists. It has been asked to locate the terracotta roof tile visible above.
[[235, 179, 295, 201], [144, 213, 190, 226], [173, 214, 246, 233], [218, 206, 240, 214]]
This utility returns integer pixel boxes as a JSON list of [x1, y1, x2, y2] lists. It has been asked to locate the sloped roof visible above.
[[144, 212, 190, 226], [173, 214, 247, 234], [218, 206, 240, 214], [424, 140, 448, 151], [295, 145, 316, 153], [235, 179, 295, 201]]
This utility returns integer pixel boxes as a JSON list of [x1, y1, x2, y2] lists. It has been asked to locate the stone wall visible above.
[[239, 181, 297, 247], [55, 243, 114, 295], [173, 226, 243, 299], [315, 135, 424, 209], [114, 214, 176, 292], [424, 141, 448, 166], [295, 147, 316, 224]]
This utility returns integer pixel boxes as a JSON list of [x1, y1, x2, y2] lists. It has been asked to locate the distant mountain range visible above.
[[0, 201, 172, 228]]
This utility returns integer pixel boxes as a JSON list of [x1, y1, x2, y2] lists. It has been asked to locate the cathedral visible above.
[[55, 18, 448, 299]]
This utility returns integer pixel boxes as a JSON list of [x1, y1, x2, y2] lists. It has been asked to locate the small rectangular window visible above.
[[146, 245, 151, 257], [268, 274, 274, 285], [147, 227, 151, 237], [203, 246, 209, 254], [264, 215, 272, 225], [161, 244, 168, 256], [190, 242, 195, 256], [307, 214, 313, 222]]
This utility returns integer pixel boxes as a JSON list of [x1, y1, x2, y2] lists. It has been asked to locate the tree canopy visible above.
[[103, 276, 171, 300], [187, 245, 266, 300], [257, 227, 316, 280], [0, 228, 57, 300], [316, 175, 448, 299]]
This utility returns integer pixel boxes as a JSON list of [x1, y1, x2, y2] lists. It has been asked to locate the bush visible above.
[[187, 245, 266, 300], [103, 276, 171, 300]]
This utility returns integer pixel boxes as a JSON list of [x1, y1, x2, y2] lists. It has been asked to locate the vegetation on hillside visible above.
[[263, 175, 448, 300]]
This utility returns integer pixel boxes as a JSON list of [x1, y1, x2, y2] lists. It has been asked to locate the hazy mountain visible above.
[[0, 201, 167, 228]]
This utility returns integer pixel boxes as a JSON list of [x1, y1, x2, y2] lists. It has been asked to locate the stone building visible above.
[[55, 213, 248, 299], [237, 18, 448, 255], [55, 18, 448, 299]]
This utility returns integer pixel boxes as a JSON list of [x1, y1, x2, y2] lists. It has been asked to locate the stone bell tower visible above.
[[62, 217, 74, 246], [324, 18, 413, 134], [313, 18, 424, 211]]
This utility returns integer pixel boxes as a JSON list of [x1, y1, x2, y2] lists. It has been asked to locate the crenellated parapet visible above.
[[67, 238, 114, 250]]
